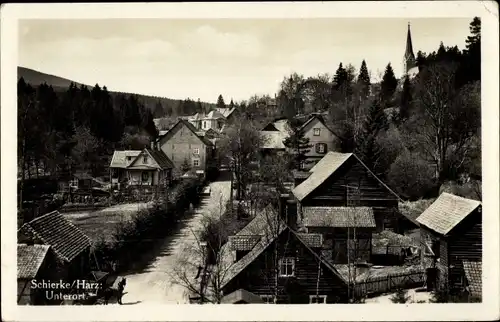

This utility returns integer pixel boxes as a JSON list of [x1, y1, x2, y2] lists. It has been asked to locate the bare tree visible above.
[[410, 63, 480, 182], [217, 118, 263, 201]]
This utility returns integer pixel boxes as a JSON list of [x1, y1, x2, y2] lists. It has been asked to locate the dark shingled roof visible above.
[[416, 193, 481, 236], [463, 260, 482, 298], [19, 211, 91, 262], [17, 244, 50, 279], [302, 206, 376, 228], [146, 148, 174, 169], [296, 233, 323, 248], [229, 235, 261, 251]]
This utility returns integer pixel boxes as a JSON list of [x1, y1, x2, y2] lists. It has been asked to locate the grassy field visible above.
[[63, 202, 153, 244]]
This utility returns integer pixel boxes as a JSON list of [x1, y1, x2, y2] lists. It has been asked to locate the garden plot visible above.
[[63, 202, 154, 243]]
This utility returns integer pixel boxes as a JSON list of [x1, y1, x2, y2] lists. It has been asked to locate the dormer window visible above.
[[143, 155, 148, 163], [313, 128, 321, 136]]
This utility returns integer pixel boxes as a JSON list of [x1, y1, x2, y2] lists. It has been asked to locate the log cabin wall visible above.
[[224, 231, 348, 303], [447, 209, 482, 290]]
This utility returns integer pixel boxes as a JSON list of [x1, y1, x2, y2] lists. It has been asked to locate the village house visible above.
[[18, 211, 92, 282], [416, 192, 482, 298], [292, 152, 415, 234], [109, 146, 173, 189], [219, 201, 350, 304], [259, 115, 340, 168], [157, 119, 216, 177], [17, 244, 59, 305]]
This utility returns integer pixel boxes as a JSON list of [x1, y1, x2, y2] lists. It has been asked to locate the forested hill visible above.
[[17, 66, 216, 114]]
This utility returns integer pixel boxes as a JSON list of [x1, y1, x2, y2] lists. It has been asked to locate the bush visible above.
[[388, 151, 437, 200], [390, 288, 411, 303]]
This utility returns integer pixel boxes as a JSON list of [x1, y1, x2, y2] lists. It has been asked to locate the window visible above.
[[260, 295, 275, 304], [127, 156, 132, 161], [279, 257, 295, 277], [193, 148, 200, 155], [315, 143, 326, 154], [143, 155, 148, 163], [309, 295, 327, 304], [141, 172, 149, 182], [193, 159, 200, 167], [313, 128, 321, 136], [203, 121, 207, 129]]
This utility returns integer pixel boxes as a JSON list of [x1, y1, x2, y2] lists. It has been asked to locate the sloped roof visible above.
[[273, 119, 291, 133], [146, 148, 174, 169], [416, 193, 481, 236], [109, 150, 141, 168], [19, 211, 91, 262], [296, 233, 323, 248], [260, 131, 287, 149], [206, 110, 225, 119], [158, 119, 214, 147], [292, 152, 352, 201], [299, 115, 336, 137], [221, 289, 264, 304], [303, 207, 376, 228], [229, 235, 261, 251], [293, 152, 401, 202], [17, 244, 50, 279], [216, 107, 236, 118], [463, 260, 482, 298]]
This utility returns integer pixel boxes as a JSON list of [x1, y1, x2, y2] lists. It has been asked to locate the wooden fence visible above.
[[354, 268, 426, 297]]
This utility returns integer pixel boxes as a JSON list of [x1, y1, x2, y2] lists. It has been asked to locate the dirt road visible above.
[[119, 179, 231, 304]]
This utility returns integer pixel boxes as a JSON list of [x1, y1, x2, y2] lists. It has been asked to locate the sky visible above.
[[19, 18, 472, 103]]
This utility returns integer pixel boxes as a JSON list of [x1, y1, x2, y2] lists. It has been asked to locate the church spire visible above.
[[403, 22, 416, 74]]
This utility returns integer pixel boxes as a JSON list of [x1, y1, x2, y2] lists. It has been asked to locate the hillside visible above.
[[17, 66, 216, 113]]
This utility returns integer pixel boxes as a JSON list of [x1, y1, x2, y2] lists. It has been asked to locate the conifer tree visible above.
[[380, 63, 398, 105], [283, 118, 313, 170], [355, 99, 388, 173], [216, 94, 225, 109], [357, 60, 371, 98]]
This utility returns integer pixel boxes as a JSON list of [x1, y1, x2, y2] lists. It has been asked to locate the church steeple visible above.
[[403, 22, 416, 74]]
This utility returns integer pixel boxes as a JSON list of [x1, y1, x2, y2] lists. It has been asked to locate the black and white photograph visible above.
[[1, 1, 499, 321]]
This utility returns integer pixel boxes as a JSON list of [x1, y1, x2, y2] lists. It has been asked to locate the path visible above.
[[119, 178, 231, 304]]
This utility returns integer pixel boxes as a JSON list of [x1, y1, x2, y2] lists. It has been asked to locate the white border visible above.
[[1, 1, 499, 321]]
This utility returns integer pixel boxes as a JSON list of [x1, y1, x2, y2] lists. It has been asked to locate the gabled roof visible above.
[[299, 114, 333, 134], [261, 123, 279, 131], [146, 148, 174, 169], [302, 207, 376, 228], [19, 211, 91, 262], [416, 193, 481, 236], [260, 131, 287, 149], [158, 118, 214, 147], [273, 119, 291, 133], [220, 209, 346, 289], [17, 244, 51, 279], [109, 150, 142, 169], [463, 260, 482, 298], [206, 110, 225, 119], [221, 289, 264, 304], [216, 107, 236, 118], [292, 152, 401, 202]]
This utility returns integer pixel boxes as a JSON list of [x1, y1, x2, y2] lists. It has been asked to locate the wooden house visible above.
[[157, 119, 215, 177], [292, 152, 415, 234], [219, 205, 350, 304], [109, 146, 173, 189], [17, 244, 59, 305], [416, 193, 482, 296], [18, 211, 92, 282]]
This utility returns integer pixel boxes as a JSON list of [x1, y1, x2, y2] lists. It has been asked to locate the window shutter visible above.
[[315, 143, 320, 153]]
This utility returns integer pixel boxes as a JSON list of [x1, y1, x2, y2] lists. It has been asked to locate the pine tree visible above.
[[283, 119, 313, 170], [357, 60, 371, 98], [333, 63, 348, 91], [229, 99, 235, 109], [153, 100, 164, 118], [355, 99, 388, 172], [399, 75, 412, 121], [216, 94, 225, 109], [196, 99, 203, 113], [380, 63, 398, 105]]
